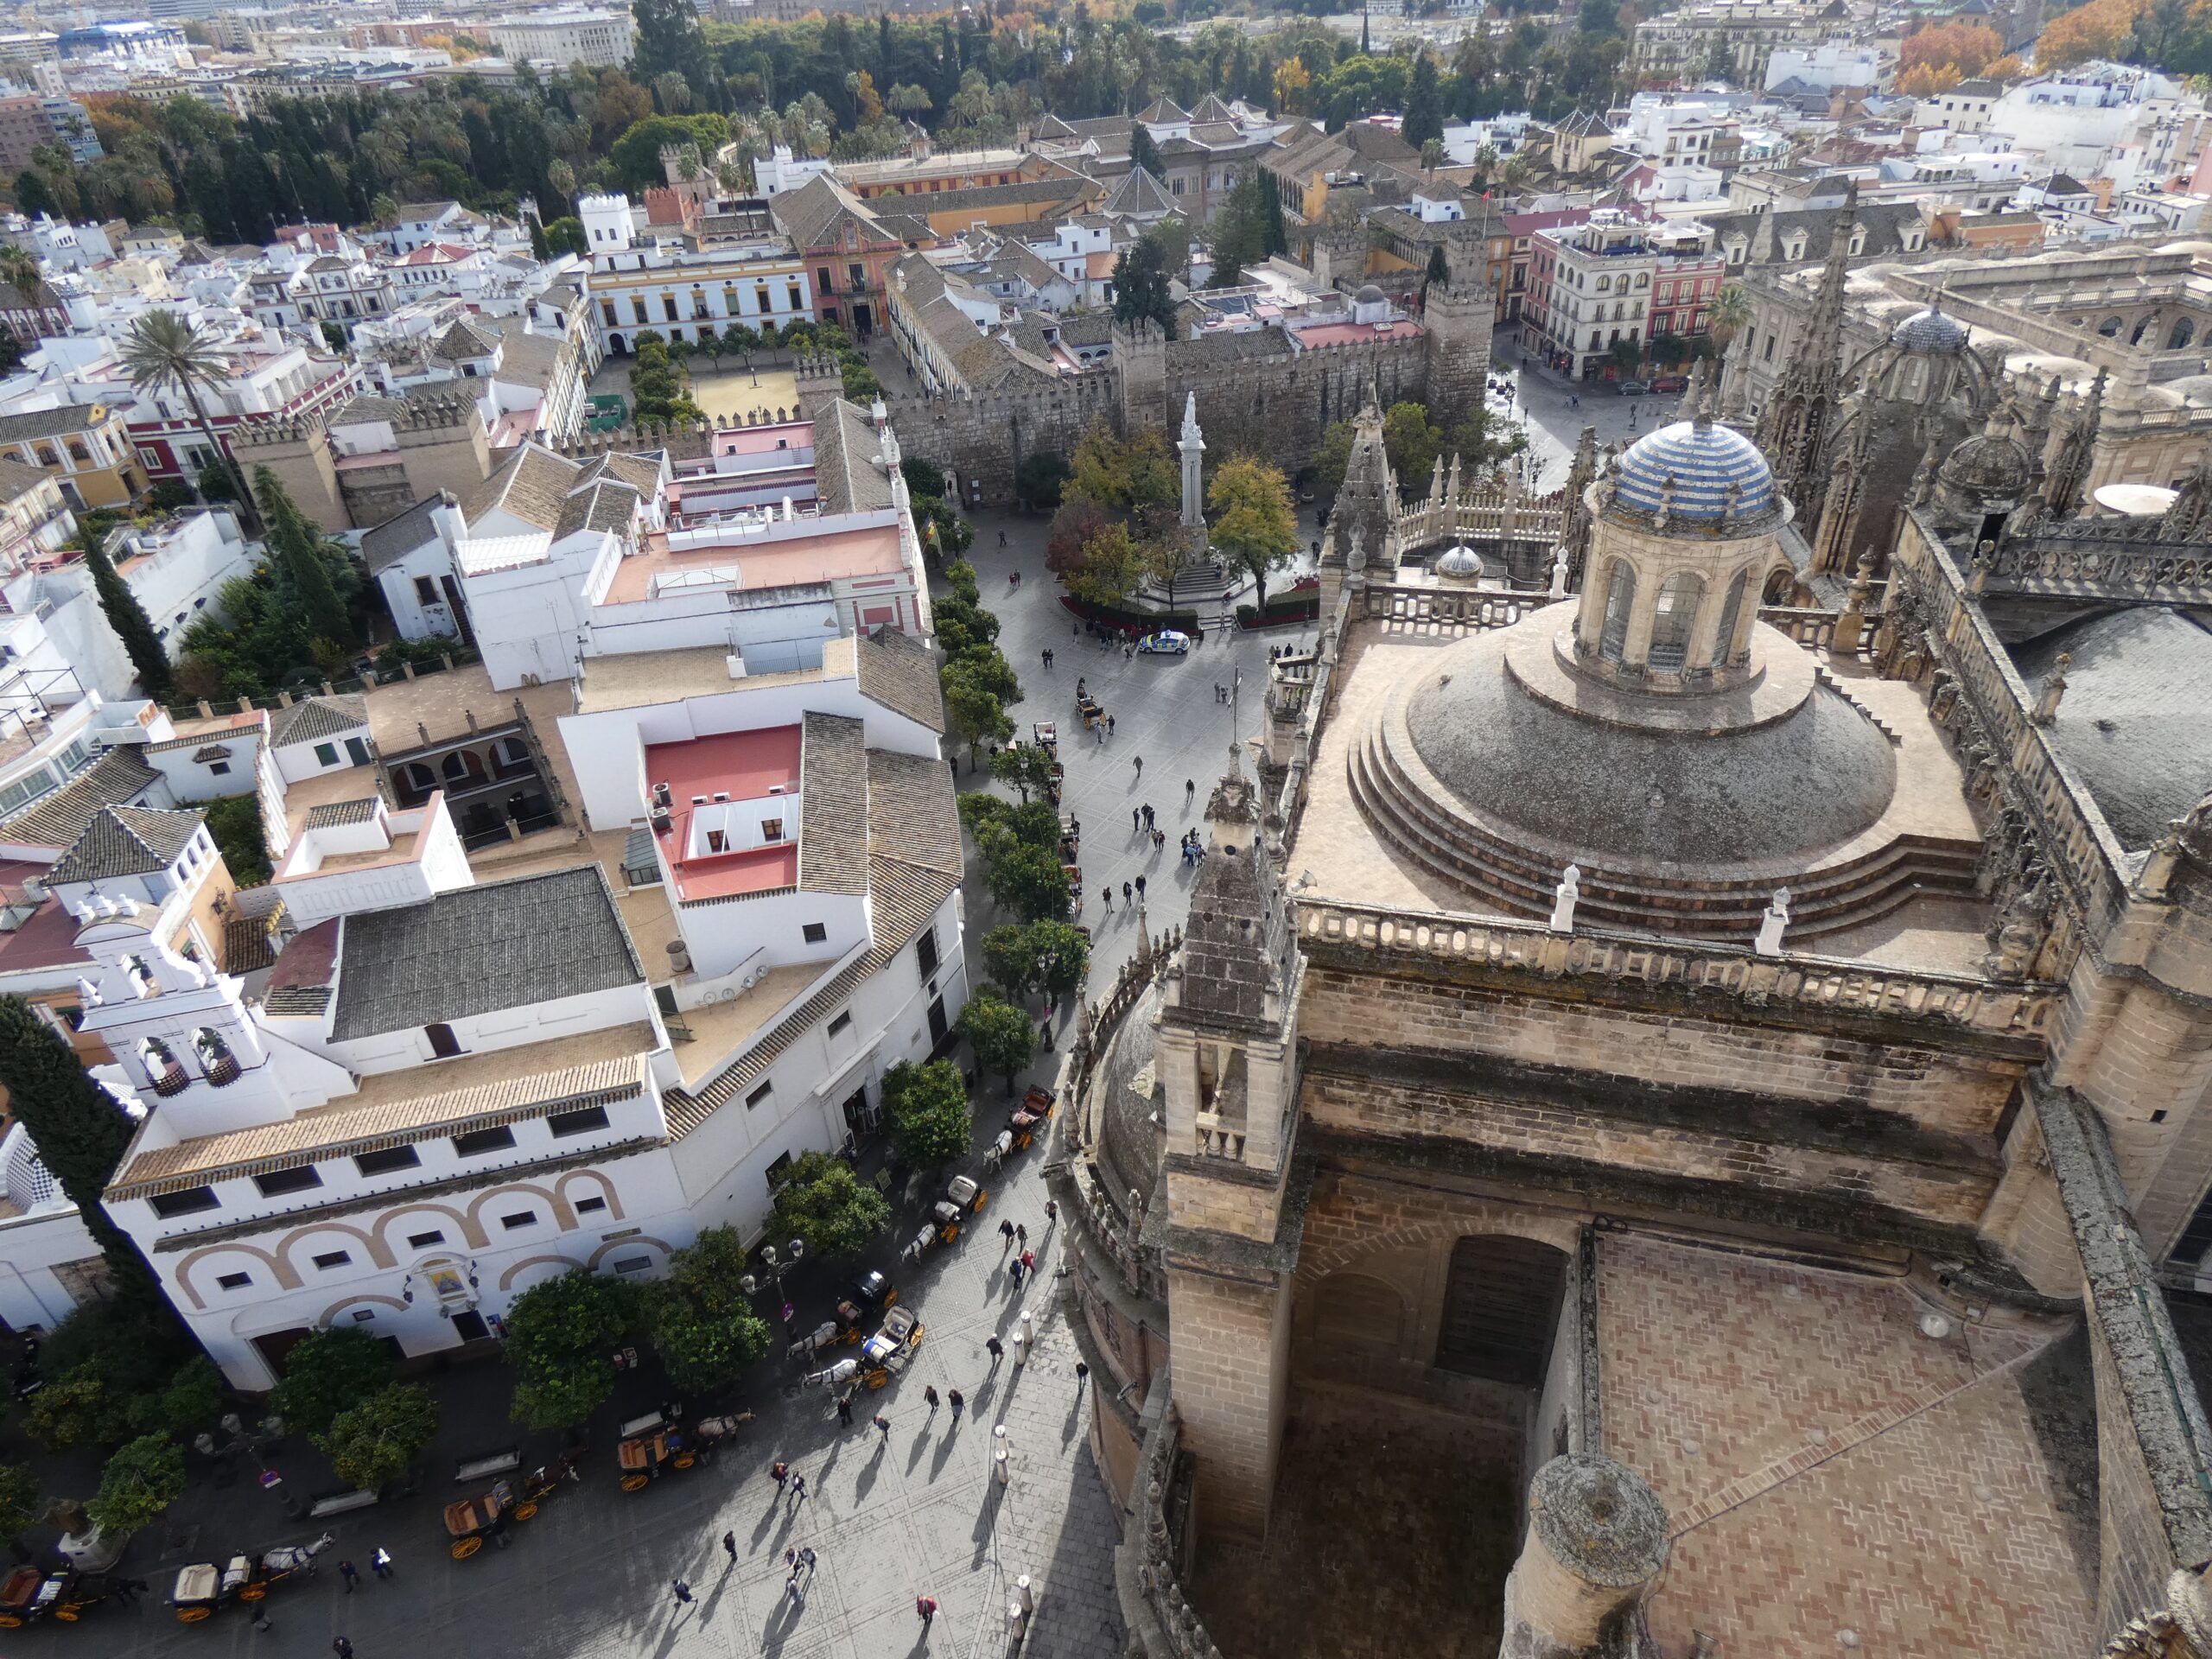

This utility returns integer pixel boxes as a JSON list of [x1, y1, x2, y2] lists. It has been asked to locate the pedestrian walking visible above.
[[987, 1334, 1004, 1365], [874, 1414, 892, 1444], [1185, 778, 1196, 800], [1124, 642, 1134, 661], [1152, 827, 1166, 850], [1076, 1361, 1090, 1389], [791, 1471, 808, 1505], [1135, 874, 1147, 899], [1143, 803, 1154, 828], [332, 1640, 354, 1659], [836, 1392, 855, 1427], [722, 1530, 738, 1566], [787, 1576, 805, 1609], [999, 531, 1008, 548], [1046, 1198, 1058, 1224], [371, 1548, 393, 1580], [1122, 880, 1133, 906], [925, 1384, 941, 1412], [772, 1459, 790, 1493], [1076, 676, 1086, 697], [1000, 1216, 1016, 1243], [1016, 1223, 1028, 1247], [672, 1579, 695, 1606], [1041, 648, 1052, 670], [801, 1547, 817, 1574], [1021, 1249, 1036, 1274], [339, 1559, 359, 1593], [948, 1389, 964, 1423], [1008, 1257, 1025, 1287], [918, 1593, 939, 1626], [1131, 806, 1141, 834], [1101, 886, 1112, 912], [1109, 715, 1118, 738]]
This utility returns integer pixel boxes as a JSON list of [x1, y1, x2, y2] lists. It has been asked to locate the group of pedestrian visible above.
[[1212, 682, 1233, 703], [1039, 646, 1055, 670], [1180, 830, 1206, 868]]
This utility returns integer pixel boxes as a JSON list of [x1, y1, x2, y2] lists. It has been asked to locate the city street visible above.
[[1493, 324, 1680, 489]]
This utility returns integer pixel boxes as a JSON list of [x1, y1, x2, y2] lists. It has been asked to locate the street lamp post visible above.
[[742, 1238, 808, 1325]]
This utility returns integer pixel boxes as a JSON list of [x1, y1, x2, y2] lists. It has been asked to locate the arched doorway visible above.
[[1435, 1234, 1569, 1387]]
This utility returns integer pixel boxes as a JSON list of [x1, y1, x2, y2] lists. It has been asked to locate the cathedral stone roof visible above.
[[1096, 980, 1165, 1209], [1937, 429, 2032, 501], [1891, 306, 1969, 353], [1611, 420, 1776, 525]]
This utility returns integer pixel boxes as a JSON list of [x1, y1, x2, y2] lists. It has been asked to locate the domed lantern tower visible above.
[[1573, 404, 1789, 692]]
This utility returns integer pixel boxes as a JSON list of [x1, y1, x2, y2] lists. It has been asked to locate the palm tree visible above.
[[0, 245, 40, 302], [1706, 281, 1752, 348], [119, 311, 258, 531]]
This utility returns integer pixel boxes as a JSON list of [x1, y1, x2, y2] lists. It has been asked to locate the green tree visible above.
[[25, 1366, 124, 1450], [900, 456, 949, 501], [769, 1151, 891, 1259], [86, 1434, 183, 1537], [942, 658, 1013, 771], [990, 741, 1058, 804], [315, 1383, 438, 1493], [0, 998, 154, 1297], [1706, 280, 1752, 347], [1110, 231, 1178, 337], [118, 311, 257, 530], [0, 1465, 39, 1554], [81, 527, 172, 700], [1425, 244, 1450, 292], [1027, 920, 1090, 1003], [881, 1057, 973, 1168], [1061, 520, 1147, 607], [1310, 420, 1354, 501], [1128, 123, 1163, 178], [252, 467, 353, 648], [988, 842, 1070, 923], [127, 1355, 224, 1440], [1014, 451, 1070, 510], [502, 1269, 637, 1432], [981, 923, 1040, 998], [643, 1226, 772, 1395], [202, 794, 270, 884], [270, 1325, 391, 1439], [1402, 49, 1444, 148], [1610, 335, 1643, 377], [959, 989, 1034, 1095], [1206, 454, 1300, 608]]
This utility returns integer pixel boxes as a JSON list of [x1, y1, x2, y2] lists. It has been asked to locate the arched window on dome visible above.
[[1647, 572, 1704, 671], [2099, 316, 2124, 337], [1599, 561, 1636, 662], [1712, 570, 1748, 668], [2132, 315, 2156, 346], [2171, 318, 2196, 350]]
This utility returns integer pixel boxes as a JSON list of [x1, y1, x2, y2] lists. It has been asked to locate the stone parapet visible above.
[[1294, 899, 2060, 1040], [1116, 1380, 1225, 1659]]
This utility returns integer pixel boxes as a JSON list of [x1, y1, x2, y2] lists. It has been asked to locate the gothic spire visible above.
[[1757, 179, 1857, 529]]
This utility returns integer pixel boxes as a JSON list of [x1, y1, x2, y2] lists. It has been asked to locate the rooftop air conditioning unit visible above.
[[652, 782, 672, 810], [726, 652, 747, 680], [712, 792, 728, 803], [650, 808, 672, 835]]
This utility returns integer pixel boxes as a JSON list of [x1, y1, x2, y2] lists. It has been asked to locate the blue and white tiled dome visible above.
[[1611, 419, 1776, 526], [1891, 307, 1968, 354]]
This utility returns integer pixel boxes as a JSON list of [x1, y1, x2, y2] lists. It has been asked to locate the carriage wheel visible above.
[[620, 1473, 650, 1493], [0, 1611, 23, 1627], [673, 1453, 696, 1470], [239, 1584, 268, 1601], [452, 1537, 483, 1560], [178, 1607, 213, 1623], [867, 1371, 888, 1390], [972, 1192, 988, 1211], [512, 1501, 539, 1522], [54, 1607, 79, 1621], [883, 1288, 899, 1306]]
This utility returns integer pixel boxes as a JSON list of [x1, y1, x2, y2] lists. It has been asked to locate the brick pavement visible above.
[[1598, 1231, 2095, 1659]]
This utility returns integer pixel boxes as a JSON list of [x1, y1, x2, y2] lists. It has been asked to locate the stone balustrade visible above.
[[1360, 585, 1562, 629], [1894, 511, 2133, 928], [1118, 1385, 1220, 1659], [1759, 605, 1840, 650], [1295, 899, 2061, 1037], [1990, 531, 2212, 604]]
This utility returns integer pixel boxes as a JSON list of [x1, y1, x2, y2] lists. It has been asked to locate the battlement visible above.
[[232, 413, 322, 449]]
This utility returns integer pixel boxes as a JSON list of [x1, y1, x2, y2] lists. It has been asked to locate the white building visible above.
[[1763, 42, 1881, 94], [485, 10, 633, 68], [576, 193, 816, 355]]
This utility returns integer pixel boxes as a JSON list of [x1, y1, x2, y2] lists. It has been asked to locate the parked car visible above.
[[1618, 379, 1650, 397], [1650, 374, 1688, 395]]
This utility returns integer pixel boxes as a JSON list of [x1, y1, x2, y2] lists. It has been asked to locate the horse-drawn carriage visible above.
[[443, 1452, 581, 1556], [899, 1173, 990, 1263], [0, 1567, 116, 1627], [169, 1532, 334, 1622], [615, 1407, 753, 1491], [793, 1307, 925, 1395]]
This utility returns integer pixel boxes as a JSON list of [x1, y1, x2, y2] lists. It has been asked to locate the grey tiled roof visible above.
[[0, 404, 105, 442], [47, 804, 204, 884], [359, 494, 445, 575], [267, 695, 369, 748], [304, 798, 379, 829], [552, 477, 639, 539], [457, 444, 580, 532], [190, 745, 232, 763], [330, 864, 645, 1041], [866, 748, 961, 874], [0, 747, 162, 850], [854, 627, 944, 733], [811, 397, 895, 515], [798, 712, 868, 897]]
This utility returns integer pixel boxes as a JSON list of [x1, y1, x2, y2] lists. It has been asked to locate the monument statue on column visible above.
[[1179, 391, 1206, 543]]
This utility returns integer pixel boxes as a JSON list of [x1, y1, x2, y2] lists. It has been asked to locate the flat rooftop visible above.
[[603, 518, 903, 605], [644, 726, 803, 902], [572, 636, 853, 715], [1600, 1231, 2094, 1658]]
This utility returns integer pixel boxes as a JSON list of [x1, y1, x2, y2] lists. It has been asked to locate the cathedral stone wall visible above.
[[1296, 962, 2032, 1137], [1165, 1262, 1292, 1541]]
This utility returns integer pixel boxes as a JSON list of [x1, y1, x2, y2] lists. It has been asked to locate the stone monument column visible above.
[[1179, 392, 1206, 535], [1497, 1455, 1669, 1659]]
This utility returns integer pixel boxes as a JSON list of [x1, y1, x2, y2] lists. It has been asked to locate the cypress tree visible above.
[[252, 467, 351, 648], [0, 998, 156, 1300], [81, 529, 172, 701]]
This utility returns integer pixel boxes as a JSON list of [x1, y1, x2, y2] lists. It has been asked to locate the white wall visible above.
[[0, 1205, 101, 1332], [271, 725, 373, 785], [269, 796, 469, 929], [375, 538, 461, 644]]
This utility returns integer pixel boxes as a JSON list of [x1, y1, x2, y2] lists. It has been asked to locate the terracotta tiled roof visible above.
[[107, 1049, 652, 1200], [302, 798, 378, 829], [267, 695, 368, 748]]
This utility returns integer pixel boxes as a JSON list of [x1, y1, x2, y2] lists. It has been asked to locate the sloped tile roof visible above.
[[853, 626, 945, 733], [0, 404, 105, 442], [0, 747, 162, 850], [1104, 166, 1176, 218], [47, 804, 204, 884], [798, 712, 869, 897], [457, 444, 581, 532], [810, 397, 894, 514], [330, 864, 644, 1041], [865, 748, 961, 874], [267, 695, 369, 748], [359, 494, 445, 576], [552, 477, 639, 540]]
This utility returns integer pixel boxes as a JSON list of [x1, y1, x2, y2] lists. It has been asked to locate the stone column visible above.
[[1179, 392, 1206, 532], [1498, 1455, 1669, 1659]]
